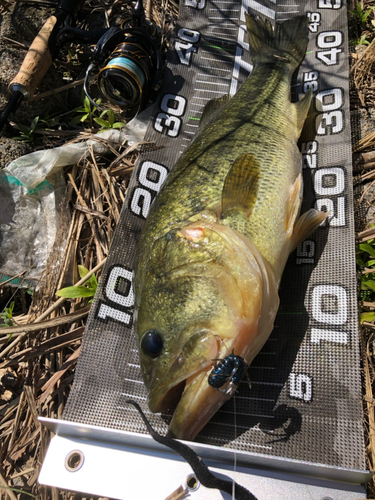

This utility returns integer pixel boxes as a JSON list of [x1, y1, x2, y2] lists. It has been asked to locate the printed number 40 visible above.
[[175, 28, 200, 66], [316, 31, 342, 66]]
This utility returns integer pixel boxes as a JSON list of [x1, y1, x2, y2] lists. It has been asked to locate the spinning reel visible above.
[[0, 0, 162, 134], [85, 0, 162, 115]]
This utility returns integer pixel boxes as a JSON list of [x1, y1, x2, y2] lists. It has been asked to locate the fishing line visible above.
[[233, 390, 237, 500], [126, 400, 259, 500]]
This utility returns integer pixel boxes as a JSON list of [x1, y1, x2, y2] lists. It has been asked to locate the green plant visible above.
[[356, 238, 375, 323], [0, 301, 15, 336], [56, 265, 98, 303], [13, 116, 39, 142], [94, 109, 125, 130], [351, 33, 371, 45], [349, 2, 375, 26], [39, 113, 61, 129], [71, 95, 102, 127]]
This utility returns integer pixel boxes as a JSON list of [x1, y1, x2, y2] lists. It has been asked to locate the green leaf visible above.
[[80, 113, 90, 122], [360, 312, 375, 324], [71, 115, 83, 125], [362, 280, 375, 292], [78, 265, 90, 279], [18, 123, 31, 135], [87, 273, 98, 291], [359, 243, 375, 258], [84, 96, 91, 112], [29, 116, 39, 133], [366, 259, 375, 267], [56, 286, 96, 298], [113, 122, 125, 129], [94, 118, 110, 129], [108, 109, 115, 126]]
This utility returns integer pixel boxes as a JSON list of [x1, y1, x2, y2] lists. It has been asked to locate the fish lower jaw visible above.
[[148, 378, 187, 413]]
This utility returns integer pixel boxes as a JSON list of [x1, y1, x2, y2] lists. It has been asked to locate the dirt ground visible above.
[[0, 1, 375, 500]]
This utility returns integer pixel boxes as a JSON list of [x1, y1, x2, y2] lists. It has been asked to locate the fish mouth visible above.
[[166, 368, 235, 441], [147, 331, 220, 414], [150, 379, 187, 413], [150, 364, 234, 442]]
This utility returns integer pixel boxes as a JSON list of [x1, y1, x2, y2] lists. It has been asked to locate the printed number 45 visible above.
[[175, 28, 200, 66]]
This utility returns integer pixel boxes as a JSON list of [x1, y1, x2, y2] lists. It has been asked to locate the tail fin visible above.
[[245, 14, 309, 70]]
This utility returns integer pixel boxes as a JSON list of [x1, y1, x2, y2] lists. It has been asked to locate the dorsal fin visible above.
[[200, 95, 230, 129], [295, 89, 312, 135], [221, 153, 260, 219]]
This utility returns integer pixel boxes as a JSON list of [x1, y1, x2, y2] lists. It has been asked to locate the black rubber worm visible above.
[[126, 400, 259, 500]]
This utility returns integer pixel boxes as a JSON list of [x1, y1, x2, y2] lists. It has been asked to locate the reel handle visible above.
[[9, 15, 57, 100]]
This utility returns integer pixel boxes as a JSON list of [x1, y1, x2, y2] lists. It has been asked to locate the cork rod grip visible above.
[[10, 16, 57, 99]]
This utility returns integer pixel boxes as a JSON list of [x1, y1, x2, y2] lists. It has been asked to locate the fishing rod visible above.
[[0, 0, 162, 135]]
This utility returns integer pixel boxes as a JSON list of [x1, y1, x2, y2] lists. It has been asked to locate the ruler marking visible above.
[[245, 0, 276, 19], [124, 378, 144, 384], [121, 393, 147, 400], [208, 8, 240, 12], [200, 56, 233, 63], [195, 79, 230, 86], [200, 51, 235, 60], [195, 88, 228, 94], [196, 73, 231, 80], [207, 16, 239, 20], [197, 65, 232, 72]]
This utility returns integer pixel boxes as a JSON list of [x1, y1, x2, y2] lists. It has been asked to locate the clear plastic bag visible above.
[[0, 107, 151, 287]]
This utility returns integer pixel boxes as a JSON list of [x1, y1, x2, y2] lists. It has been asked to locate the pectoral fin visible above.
[[292, 209, 329, 250], [200, 95, 230, 129], [221, 154, 260, 219]]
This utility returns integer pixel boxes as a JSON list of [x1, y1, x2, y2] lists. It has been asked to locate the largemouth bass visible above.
[[133, 14, 327, 441]]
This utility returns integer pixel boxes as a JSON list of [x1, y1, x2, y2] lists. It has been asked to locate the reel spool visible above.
[[85, 0, 162, 115]]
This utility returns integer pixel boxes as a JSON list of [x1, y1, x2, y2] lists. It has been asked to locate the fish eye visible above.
[[140, 329, 163, 358]]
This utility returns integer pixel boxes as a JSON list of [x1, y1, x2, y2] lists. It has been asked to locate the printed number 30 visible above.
[[154, 94, 187, 137]]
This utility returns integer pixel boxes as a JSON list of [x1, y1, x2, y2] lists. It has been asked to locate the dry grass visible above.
[[349, 3, 375, 498], [0, 0, 178, 497]]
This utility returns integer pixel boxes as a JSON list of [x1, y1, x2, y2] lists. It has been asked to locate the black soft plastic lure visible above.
[[126, 400, 258, 500], [208, 353, 248, 389]]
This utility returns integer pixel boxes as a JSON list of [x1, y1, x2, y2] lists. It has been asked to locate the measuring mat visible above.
[[55, 0, 368, 489]]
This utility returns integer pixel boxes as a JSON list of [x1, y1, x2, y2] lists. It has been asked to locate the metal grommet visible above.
[[65, 450, 84, 472], [186, 474, 200, 491]]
